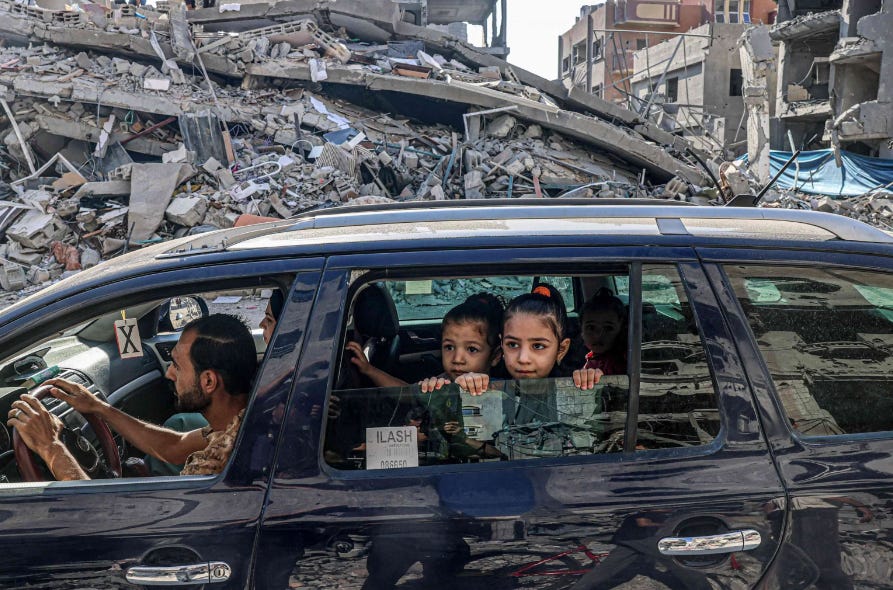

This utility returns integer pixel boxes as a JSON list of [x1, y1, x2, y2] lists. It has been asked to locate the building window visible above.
[[729, 68, 743, 96], [592, 39, 602, 60], [562, 56, 571, 74], [666, 77, 679, 102], [592, 84, 603, 98], [728, 0, 740, 23], [573, 41, 586, 65], [636, 38, 647, 51]]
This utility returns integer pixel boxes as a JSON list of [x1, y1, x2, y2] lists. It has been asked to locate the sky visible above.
[[469, 1, 592, 80]]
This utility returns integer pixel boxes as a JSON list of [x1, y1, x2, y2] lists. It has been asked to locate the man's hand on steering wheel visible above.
[[44, 378, 107, 415], [7, 380, 121, 482], [6, 394, 65, 458]]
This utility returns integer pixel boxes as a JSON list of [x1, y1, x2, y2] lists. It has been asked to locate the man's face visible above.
[[165, 330, 210, 413]]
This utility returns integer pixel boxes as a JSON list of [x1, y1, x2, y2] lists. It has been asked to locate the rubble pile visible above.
[[0, 0, 722, 299]]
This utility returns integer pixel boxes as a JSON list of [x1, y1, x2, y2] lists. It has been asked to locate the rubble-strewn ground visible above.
[[0, 0, 888, 304]]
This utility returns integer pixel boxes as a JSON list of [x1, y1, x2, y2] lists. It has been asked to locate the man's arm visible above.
[[45, 378, 207, 465]]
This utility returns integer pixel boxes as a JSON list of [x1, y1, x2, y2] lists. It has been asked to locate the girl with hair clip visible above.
[[456, 284, 602, 395]]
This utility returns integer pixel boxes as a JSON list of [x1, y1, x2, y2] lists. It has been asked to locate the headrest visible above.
[[354, 283, 399, 338]]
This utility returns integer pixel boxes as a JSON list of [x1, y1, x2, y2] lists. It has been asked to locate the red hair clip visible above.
[[532, 285, 551, 298]]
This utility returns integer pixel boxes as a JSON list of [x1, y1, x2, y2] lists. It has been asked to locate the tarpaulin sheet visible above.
[[739, 149, 893, 197]]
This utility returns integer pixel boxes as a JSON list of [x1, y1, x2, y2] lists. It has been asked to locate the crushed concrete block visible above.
[[165, 196, 208, 227], [162, 143, 191, 163], [815, 196, 837, 213], [144, 77, 172, 91], [75, 52, 94, 71], [523, 124, 543, 139], [80, 248, 101, 269], [404, 153, 419, 169], [130, 62, 148, 77], [6, 211, 68, 250], [129, 163, 196, 241], [486, 115, 516, 138], [26, 266, 51, 286], [0, 263, 26, 291], [6, 242, 43, 266], [112, 58, 130, 75]]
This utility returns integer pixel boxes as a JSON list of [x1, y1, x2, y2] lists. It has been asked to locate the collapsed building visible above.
[[770, 0, 893, 158], [0, 0, 719, 299]]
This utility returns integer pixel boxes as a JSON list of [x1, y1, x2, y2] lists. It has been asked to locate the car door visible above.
[[701, 246, 893, 589], [256, 246, 788, 590], [0, 258, 321, 589]]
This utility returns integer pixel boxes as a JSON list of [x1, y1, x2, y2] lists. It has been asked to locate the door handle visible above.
[[125, 562, 231, 586], [658, 529, 761, 556]]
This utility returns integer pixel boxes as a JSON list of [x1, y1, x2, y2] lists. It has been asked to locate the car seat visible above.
[[341, 283, 402, 388]]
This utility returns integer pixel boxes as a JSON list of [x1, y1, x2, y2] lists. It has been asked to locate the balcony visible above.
[[614, 0, 681, 26]]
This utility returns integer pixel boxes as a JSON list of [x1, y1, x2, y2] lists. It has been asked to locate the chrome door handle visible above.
[[125, 562, 231, 586], [658, 529, 761, 556]]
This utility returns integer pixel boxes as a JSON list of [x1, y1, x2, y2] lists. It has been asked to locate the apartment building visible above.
[[771, 0, 893, 158], [558, 1, 776, 105]]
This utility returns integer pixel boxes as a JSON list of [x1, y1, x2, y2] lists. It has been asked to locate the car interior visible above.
[[0, 286, 276, 484], [325, 267, 722, 471]]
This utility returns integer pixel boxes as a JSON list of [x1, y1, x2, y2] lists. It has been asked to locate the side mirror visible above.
[[158, 296, 209, 333]]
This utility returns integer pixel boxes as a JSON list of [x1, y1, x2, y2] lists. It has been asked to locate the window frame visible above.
[[720, 260, 893, 443], [698, 244, 893, 447], [0, 257, 322, 493], [315, 248, 733, 479]]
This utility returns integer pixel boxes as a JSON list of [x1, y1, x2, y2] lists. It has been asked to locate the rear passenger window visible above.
[[725, 265, 893, 437], [324, 266, 720, 471]]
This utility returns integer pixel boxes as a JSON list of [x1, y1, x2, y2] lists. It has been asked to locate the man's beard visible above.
[[176, 377, 210, 413]]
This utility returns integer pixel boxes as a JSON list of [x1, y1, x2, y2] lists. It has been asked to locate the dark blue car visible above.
[[1, 200, 892, 589]]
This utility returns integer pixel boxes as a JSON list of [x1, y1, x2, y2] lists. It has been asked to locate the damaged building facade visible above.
[[771, 0, 893, 158], [0, 0, 712, 298], [628, 21, 777, 156], [557, 0, 777, 106]]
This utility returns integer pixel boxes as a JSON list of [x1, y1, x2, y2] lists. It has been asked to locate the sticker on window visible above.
[[365, 426, 418, 470], [404, 280, 433, 295]]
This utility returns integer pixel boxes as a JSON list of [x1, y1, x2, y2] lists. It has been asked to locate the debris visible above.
[[0, 0, 876, 301]]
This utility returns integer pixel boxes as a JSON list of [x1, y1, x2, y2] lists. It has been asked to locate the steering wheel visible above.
[[11, 385, 122, 482]]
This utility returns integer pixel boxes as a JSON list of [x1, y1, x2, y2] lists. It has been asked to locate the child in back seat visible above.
[[455, 284, 603, 395], [580, 287, 627, 376], [346, 292, 505, 389]]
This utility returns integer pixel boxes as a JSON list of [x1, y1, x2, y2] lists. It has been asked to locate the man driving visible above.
[[6, 314, 257, 481]]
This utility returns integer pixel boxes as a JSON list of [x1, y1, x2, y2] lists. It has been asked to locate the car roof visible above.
[[157, 200, 893, 258]]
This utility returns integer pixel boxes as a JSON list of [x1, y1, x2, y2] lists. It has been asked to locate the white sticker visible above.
[[404, 280, 433, 295], [114, 318, 143, 359], [365, 426, 418, 470]]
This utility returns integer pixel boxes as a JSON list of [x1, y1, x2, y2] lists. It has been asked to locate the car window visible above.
[[0, 281, 290, 486], [324, 265, 720, 471], [725, 265, 893, 437]]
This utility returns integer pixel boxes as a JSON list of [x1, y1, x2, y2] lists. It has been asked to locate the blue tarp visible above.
[[739, 149, 893, 197]]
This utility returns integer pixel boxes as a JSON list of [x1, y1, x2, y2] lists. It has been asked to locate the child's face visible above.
[[582, 309, 624, 355], [502, 313, 570, 380], [441, 320, 499, 380]]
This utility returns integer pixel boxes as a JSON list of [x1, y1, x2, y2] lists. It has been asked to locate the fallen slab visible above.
[[247, 61, 707, 183]]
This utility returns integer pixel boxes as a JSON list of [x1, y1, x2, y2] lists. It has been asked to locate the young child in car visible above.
[[580, 287, 627, 376], [456, 284, 603, 395], [346, 292, 505, 390]]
